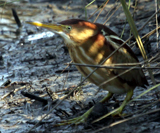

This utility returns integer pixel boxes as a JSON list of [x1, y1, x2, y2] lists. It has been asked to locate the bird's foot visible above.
[[111, 107, 126, 117], [54, 107, 93, 126]]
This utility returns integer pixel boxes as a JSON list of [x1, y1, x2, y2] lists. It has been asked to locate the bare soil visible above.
[[0, 0, 160, 133]]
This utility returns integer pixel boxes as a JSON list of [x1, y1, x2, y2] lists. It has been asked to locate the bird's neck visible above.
[[68, 33, 110, 65]]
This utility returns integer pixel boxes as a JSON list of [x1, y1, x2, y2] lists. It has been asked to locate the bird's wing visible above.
[[95, 23, 148, 87]]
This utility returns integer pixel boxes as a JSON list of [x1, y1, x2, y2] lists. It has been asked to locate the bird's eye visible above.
[[67, 26, 72, 30]]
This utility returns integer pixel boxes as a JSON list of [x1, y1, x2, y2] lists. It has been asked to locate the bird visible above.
[[27, 19, 148, 125]]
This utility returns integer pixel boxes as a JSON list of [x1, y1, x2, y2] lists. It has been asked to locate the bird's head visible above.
[[27, 19, 98, 48]]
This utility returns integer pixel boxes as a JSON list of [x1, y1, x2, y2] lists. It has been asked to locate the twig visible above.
[[66, 63, 160, 70], [66, 62, 142, 66], [1, 79, 11, 87], [11, 8, 21, 27], [93, 0, 109, 23], [103, 4, 121, 25], [138, 8, 160, 31], [103, 0, 118, 22], [155, 0, 159, 48], [87, 0, 107, 20], [21, 91, 48, 105], [65, 52, 160, 70], [0, 85, 26, 100], [98, 59, 149, 88]]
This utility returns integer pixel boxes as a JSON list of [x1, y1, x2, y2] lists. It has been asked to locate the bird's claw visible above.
[[54, 115, 88, 126], [111, 107, 126, 118], [54, 108, 93, 126]]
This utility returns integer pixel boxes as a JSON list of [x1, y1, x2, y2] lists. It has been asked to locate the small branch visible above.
[[65, 63, 160, 70]]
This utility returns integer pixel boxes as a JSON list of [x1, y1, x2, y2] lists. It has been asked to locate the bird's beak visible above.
[[26, 22, 63, 32]]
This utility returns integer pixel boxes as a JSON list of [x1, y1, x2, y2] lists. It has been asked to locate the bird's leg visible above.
[[55, 92, 113, 126], [100, 92, 113, 103], [112, 89, 133, 116]]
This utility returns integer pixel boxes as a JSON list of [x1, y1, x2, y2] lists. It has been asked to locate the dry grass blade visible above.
[[103, 4, 121, 25], [131, 26, 160, 47], [120, 0, 156, 94], [103, 0, 118, 23], [93, 0, 109, 23], [155, 0, 159, 48], [0, 85, 27, 100], [124, 99, 160, 118], [97, 52, 160, 89], [93, 107, 160, 133], [66, 52, 160, 68], [120, 0, 147, 59], [129, 83, 160, 104], [87, 0, 108, 20], [139, 8, 160, 31], [98, 64, 143, 88], [66, 63, 160, 70], [84, 0, 96, 20]]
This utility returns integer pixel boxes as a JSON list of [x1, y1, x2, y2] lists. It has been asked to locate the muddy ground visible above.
[[0, 0, 160, 133]]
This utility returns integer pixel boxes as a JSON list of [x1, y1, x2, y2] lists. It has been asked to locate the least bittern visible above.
[[27, 19, 148, 125]]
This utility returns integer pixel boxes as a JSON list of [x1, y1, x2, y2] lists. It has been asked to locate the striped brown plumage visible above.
[[59, 19, 148, 94]]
